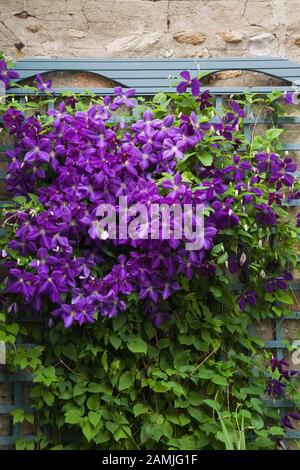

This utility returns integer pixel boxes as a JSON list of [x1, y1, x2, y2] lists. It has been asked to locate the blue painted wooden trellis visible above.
[[0, 56, 300, 447]]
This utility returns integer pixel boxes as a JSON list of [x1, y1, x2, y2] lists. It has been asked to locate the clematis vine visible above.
[[0, 57, 298, 331]]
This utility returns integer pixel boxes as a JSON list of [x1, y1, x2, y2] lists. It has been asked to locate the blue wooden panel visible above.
[[8, 57, 300, 94]]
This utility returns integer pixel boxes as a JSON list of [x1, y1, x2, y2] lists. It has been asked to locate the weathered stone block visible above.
[[173, 31, 206, 45], [218, 31, 243, 44]]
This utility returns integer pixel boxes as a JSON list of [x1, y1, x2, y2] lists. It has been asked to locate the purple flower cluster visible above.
[[0, 59, 19, 88], [2, 70, 299, 327], [3, 79, 219, 326], [266, 357, 299, 429]]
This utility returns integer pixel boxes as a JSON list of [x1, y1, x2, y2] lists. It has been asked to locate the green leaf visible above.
[[211, 375, 228, 386], [87, 395, 100, 411], [153, 92, 168, 104], [209, 286, 223, 298], [266, 128, 283, 140], [157, 338, 170, 349], [93, 430, 110, 445], [250, 398, 263, 414], [62, 343, 77, 362], [112, 315, 127, 331], [65, 409, 81, 424], [197, 151, 213, 166], [73, 383, 86, 397], [203, 399, 220, 411], [101, 350, 108, 372], [188, 406, 205, 423], [82, 422, 97, 442], [255, 436, 274, 448], [127, 336, 147, 354], [152, 382, 169, 393], [275, 290, 293, 305], [13, 196, 26, 205], [43, 390, 54, 406], [174, 351, 190, 369], [251, 414, 264, 430], [266, 90, 282, 102], [118, 372, 134, 391], [187, 392, 203, 406], [133, 403, 149, 417], [11, 408, 24, 424], [269, 426, 285, 436], [28, 193, 40, 205], [110, 334, 121, 350], [6, 323, 19, 336], [197, 368, 215, 379], [217, 252, 228, 265], [87, 383, 102, 393], [88, 411, 101, 428]]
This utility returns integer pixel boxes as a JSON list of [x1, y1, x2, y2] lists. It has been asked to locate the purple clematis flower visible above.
[[270, 357, 289, 374], [266, 271, 293, 293], [35, 74, 53, 92], [255, 203, 277, 227], [224, 155, 252, 182], [176, 70, 201, 96], [23, 137, 51, 163], [281, 412, 300, 429], [238, 290, 256, 312], [266, 378, 286, 397], [7, 269, 38, 301], [162, 138, 185, 160], [284, 91, 298, 105], [0, 60, 19, 87], [111, 87, 136, 109]]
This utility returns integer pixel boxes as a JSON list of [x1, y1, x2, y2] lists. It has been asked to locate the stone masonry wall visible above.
[[0, 0, 299, 64]]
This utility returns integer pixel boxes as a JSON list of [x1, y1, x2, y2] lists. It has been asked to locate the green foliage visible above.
[[2, 304, 295, 450]]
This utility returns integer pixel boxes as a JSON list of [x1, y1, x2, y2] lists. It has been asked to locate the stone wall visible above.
[[0, 0, 299, 63]]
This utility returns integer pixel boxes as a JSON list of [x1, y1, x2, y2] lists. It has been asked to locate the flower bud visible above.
[[240, 252, 247, 266]]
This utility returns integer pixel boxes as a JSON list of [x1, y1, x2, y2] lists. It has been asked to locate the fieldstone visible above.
[[218, 31, 243, 44], [215, 70, 242, 80], [249, 33, 276, 56], [173, 32, 206, 45], [68, 29, 85, 39], [105, 33, 161, 55], [294, 37, 300, 46]]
